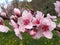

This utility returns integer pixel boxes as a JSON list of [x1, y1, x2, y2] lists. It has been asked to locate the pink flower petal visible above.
[[14, 28, 22, 40], [43, 31, 53, 39], [36, 11, 44, 20], [29, 30, 37, 36], [22, 10, 33, 21], [25, 23, 33, 29], [0, 25, 9, 33], [19, 25, 25, 32], [49, 21, 56, 31], [32, 30, 43, 39], [10, 20, 18, 28]]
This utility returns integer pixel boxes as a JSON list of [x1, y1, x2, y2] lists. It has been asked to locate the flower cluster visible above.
[[9, 8, 56, 40], [0, 1, 60, 40]]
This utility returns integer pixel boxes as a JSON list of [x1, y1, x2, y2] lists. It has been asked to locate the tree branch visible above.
[[55, 26, 60, 32], [0, 15, 10, 20]]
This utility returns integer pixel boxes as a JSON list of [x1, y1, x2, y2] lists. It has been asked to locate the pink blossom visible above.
[[31, 28, 43, 39], [32, 11, 44, 26], [14, 28, 22, 40], [0, 17, 9, 33], [18, 17, 25, 32], [9, 20, 22, 40], [14, 8, 21, 17], [54, 1, 60, 16], [41, 18, 56, 39], [54, 1, 60, 13], [0, 25, 9, 33], [21, 10, 33, 29], [32, 18, 56, 39]]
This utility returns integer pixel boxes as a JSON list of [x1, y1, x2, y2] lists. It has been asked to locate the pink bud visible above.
[[14, 8, 21, 17]]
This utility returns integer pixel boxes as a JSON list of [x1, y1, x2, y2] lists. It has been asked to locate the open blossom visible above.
[[17, 10, 34, 34], [41, 18, 56, 39], [9, 20, 22, 40], [32, 11, 44, 26], [21, 10, 33, 29], [54, 1, 60, 16], [32, 18, 56, 39], [0, 17, 9, 33]]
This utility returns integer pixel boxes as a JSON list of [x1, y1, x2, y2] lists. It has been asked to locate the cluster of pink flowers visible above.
[[0, 1, 60, 40], [9, 8, 56, 40]]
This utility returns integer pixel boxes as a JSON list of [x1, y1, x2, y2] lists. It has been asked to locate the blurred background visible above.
[[0, 0, 60, 45], [0, 0, 57, 16]]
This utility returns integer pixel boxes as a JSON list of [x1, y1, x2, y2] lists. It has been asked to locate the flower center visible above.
[[16, 14, 20, 17], [23, 19, 30, 25], [42, 25, 49, 31], [0, 22, 3, 25], [35, 19, 40, 24]]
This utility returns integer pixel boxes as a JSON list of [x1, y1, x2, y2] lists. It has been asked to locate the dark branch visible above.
[[0, 15, 10, 20], [55, 26, 60, 32]]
